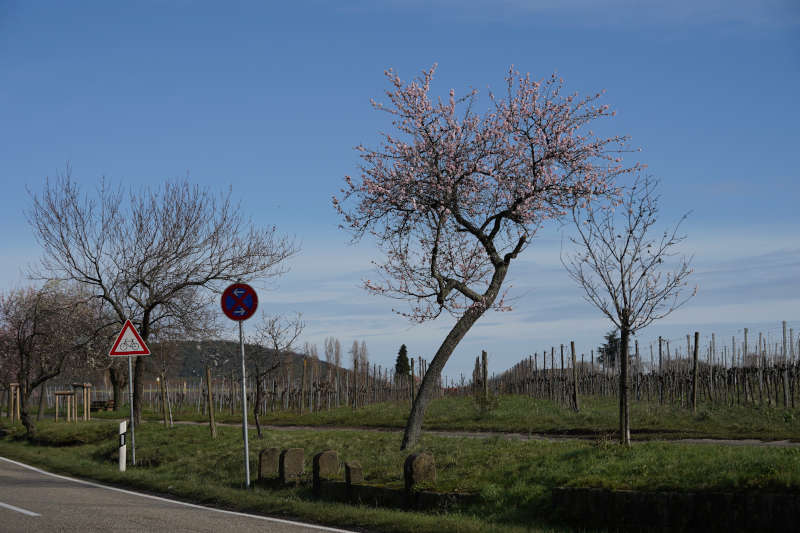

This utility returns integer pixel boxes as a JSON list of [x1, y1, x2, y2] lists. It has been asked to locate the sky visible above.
[[1, 0, 799, 382]]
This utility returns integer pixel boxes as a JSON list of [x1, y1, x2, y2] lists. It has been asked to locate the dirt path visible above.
[[163, 420, 800, 447]]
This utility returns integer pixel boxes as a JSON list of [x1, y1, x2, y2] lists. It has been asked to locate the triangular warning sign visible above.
[[109, 319, 151, 356]]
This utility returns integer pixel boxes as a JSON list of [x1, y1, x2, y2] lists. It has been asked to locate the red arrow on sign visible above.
[[109, 319, 151, 356]]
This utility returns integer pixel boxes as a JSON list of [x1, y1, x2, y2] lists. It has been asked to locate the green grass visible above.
[[94, 394, 800, 442], [2, 414, 800, 532]]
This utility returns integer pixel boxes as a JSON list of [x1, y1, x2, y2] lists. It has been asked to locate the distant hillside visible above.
[[148, 340, 339, 379]]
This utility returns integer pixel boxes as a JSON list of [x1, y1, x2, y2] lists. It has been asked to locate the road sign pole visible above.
[[221, 282, 257, 489], [239, 320, 250, 488], [128, 355, 136, 466]]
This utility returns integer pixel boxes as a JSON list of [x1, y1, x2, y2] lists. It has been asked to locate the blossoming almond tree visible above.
[[334, 65, 641, 449]]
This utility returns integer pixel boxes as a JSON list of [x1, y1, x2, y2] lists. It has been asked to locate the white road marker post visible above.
[[119, 420, 127, 472]]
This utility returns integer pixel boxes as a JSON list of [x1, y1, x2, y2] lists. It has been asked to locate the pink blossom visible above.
[[333, 64, 640, 322]]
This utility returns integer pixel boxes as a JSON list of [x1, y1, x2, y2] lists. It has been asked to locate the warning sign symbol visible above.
[[109, 320, 151, 356]]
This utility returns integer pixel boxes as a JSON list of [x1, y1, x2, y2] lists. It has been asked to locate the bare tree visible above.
[[27, 170, 298, 424], [349, 341, 360, 370], [324, 337, 335, 365], [561, 174, 696, 445], [302, 341, 319, 360], [359, 340, 369, 375], [0, 282, 105, 437], [250, 312, 304, 437]]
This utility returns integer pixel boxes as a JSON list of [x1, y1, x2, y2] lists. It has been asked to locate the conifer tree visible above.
[[395, 344, 410, 380]]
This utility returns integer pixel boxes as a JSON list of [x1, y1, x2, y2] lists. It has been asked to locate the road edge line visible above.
[[0, 500, 41, 517], [0, 455, 353, 532]]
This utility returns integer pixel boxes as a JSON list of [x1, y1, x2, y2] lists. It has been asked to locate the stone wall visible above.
[[258, 446, 474, 511], [552, 487, 800, 532]]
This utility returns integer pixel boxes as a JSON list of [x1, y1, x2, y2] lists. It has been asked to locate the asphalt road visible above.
[[0, 457, 355, 533]]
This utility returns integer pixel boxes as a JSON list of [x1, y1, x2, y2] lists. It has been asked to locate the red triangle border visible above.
[[109, 319, 151, 356]]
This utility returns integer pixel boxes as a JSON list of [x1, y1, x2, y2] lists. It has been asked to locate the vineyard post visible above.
[[635, 340, 640, 401], [159, 374, 168, 426], [711, 333, 716, 403], [791, 327, 796, 409], [692, 331, 699, 413], [410, 358, 415, 407], [570, 341, 579, 412], [300, 358, 307, 415], [758, 331, 765, 405], [560, 345, 565, 406], [783, 321, 789, 407], [482, 350, 489, 406]]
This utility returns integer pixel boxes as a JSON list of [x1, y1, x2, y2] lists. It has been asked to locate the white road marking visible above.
[[0, 501, 40, 517], [0, 456, 352, 532]]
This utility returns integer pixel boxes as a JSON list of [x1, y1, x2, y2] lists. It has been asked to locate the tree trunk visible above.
[[133, 356, 145, 425], [400, 304, 486, 450], [109, 366, 124, 411], [36, 384, 46, 421], [619, 326, 631, 446], [19, 384, 36, 440]]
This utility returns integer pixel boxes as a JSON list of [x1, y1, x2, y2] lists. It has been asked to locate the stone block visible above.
[[258, 447, 280, 480], [403, 452, 435, 491], [345, 461, 363, 486], [279, 448, 304, 485], [313, 450, 339, 492]]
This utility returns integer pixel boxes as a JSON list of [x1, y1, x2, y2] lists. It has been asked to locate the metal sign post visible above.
[[128, 355, 136, 465], [221, 283, 258, 489], [239, 320, 250, 486]]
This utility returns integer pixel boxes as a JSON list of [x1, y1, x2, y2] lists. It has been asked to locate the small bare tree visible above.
[[27, 170, 298, 424], [323, 337, 335, 365], [250, 312, 304, 437], [561, 174, 696, 445], [0, 282, 105, 437]]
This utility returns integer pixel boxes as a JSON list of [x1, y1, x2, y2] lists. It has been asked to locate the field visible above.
[[3, 395, 800, 532], [93, 392, 800, 441]]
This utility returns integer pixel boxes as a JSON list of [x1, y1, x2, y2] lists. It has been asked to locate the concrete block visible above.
[[313, 450, 339, 493], [258, 447, 280, 480], [279, 448, 304, 485], [345, 461, 363, 486], [403, 452, 435, 492]]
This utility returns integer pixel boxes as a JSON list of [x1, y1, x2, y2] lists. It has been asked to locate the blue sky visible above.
[[1, 1, 799, 381]]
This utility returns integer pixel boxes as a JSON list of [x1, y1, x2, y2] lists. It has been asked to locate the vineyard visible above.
[[8, 321, 798, 425]]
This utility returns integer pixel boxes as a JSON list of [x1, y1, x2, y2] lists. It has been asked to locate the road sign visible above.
[[109, 320, 151, 356], [221, 283, 258, 321], [221, 282, 258, 488]]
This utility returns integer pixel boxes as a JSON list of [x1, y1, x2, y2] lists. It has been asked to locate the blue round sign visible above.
[[221, 283, 258, 321]]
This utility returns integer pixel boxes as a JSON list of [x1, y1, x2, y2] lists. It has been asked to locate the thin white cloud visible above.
[[375, 0, 800, 28], [270, 228, 800, 378]]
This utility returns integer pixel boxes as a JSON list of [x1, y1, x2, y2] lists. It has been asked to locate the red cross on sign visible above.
[[221, 283, 258, 321]]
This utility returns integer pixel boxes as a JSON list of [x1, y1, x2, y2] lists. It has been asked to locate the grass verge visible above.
[[2, 418, 800, 532]]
